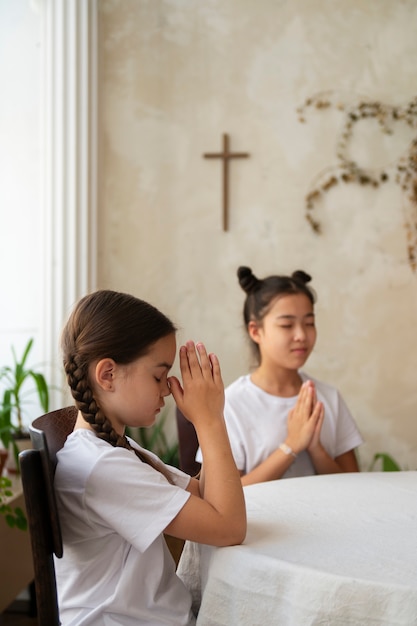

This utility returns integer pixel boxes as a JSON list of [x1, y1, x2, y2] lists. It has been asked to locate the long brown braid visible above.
[[61, 290, 176, 481]]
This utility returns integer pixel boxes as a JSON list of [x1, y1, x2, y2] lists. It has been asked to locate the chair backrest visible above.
[[20, 448, 61, 626], [175, 407, 201, 476], [31, 405, 78, 471], [19, 406, 77, 626]]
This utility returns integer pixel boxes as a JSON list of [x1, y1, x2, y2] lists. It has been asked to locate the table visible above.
[[0, 474, 34, 612], [177, 472, 417, 625]]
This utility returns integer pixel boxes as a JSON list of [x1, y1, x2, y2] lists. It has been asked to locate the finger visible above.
[[303, 381, 315, 413], [294, 383, 306, 408], [209, 352, 222, 384], [317, 403, 325, 427], [184, 340, 201, 378], [310, 401, 324, 425], [196, 342, 213, 378], [179, 344, 192, 381], [167, 376, 183, 404], [296, 381, 313, 413], [310, 381, 317, 406]]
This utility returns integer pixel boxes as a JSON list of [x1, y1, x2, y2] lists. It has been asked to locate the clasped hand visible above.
[[286, 380, 324, 455], [168, 341, 225, 427]]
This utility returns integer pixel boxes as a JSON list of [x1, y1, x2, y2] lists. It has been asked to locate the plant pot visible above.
[[0, 448, 8, 476], [6, 435, 32, 474]]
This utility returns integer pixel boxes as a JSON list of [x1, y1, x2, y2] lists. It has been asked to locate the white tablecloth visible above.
[[177, 472, 417, 625]]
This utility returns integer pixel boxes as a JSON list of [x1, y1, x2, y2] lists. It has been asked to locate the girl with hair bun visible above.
[[203, 267, 363, 485], [55, 289, 246, 625]]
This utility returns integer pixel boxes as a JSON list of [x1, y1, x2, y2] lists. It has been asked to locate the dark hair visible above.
[[61, 290, 176, 474], [237, 266, 316, 361]]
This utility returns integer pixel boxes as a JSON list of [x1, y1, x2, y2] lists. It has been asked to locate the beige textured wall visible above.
[[97, 0, 417, 470]]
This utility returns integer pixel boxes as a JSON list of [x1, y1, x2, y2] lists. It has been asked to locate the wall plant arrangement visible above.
[[297, 91, 417, 271]]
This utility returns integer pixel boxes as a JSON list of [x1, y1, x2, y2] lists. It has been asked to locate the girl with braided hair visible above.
[[55, 289, 246, 625], [197, 267, 363, 485]]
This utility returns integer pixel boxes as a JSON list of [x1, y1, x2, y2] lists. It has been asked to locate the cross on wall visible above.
[[203, 133, 250, 231]]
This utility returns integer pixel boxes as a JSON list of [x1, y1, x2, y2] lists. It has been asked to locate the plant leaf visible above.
[[370, 452, 401, 472], [5, 514, 16, 528], [29, 372, 49, 412]]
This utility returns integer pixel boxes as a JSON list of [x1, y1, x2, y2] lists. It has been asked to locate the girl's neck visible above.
[[74, 411, 94, 431], [250, 366, 303, 397], [74, 410, 126, 437]]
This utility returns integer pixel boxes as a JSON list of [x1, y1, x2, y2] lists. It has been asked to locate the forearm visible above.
[[308, 446, 359, 474], [197, 418, 246, 526], [241, 445, 296, 486], [169, 341, 246, 544]]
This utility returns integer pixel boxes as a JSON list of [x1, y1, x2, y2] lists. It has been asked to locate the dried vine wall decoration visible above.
[[297, 91, 417, 271]]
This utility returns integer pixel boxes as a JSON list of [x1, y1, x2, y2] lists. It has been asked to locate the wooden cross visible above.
[[203, 133, 250, 231]]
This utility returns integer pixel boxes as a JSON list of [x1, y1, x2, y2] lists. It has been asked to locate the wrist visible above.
[[279, 442, 297, 459], [284, 438, 303, 456], [308, 441, 325, 457]]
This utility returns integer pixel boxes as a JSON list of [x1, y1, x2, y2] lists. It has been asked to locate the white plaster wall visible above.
[[97, 0, 417, 470]]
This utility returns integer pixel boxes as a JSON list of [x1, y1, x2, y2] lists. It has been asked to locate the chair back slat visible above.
[[28, 426, 63, 558], [20, 449, 61, 626], [20, 405, 77, 626]]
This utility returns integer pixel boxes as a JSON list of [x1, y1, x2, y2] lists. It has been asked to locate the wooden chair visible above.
[[19, 406, 77, 626], [30, 406, 78, 471], [175, 407, 201, 477]]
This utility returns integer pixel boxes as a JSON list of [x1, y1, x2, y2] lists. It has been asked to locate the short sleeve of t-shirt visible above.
[[56, 430, 191, 553]]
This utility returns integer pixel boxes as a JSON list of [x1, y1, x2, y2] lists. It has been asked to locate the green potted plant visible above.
[[0, 338, 49, 472], [368, 452, 402, 471], [126, 409, 179, 467], [0, 475, 27, 530]]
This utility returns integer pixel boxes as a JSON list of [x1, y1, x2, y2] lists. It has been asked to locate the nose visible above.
[[161, 380, 171, 397], [293, 324, 306, 341]]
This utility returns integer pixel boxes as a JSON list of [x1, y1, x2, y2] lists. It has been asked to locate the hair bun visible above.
[[237, 266, 261, 294], [292, 270, 312, 285]]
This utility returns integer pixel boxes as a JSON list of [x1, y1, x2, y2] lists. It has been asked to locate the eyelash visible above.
[[280, 323, 315, 329]]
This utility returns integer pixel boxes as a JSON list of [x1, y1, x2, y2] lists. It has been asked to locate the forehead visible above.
[[267, 293, 314, 316], [146, 333, 177, 364]]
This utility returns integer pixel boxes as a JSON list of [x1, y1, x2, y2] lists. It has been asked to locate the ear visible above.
[[248, 320, 261, 344], [94, 358, 116, 391]]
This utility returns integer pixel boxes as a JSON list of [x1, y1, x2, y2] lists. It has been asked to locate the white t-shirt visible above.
[[54, 429, 195, 626], [197, 372, 363, 479]]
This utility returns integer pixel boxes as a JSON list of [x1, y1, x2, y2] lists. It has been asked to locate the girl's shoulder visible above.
[[63, 427, 112, 451], [57, 429, 189, 492], [225, 374, 251, 395], [64, 427, 122, 452], [57, 428, 139, 480]]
